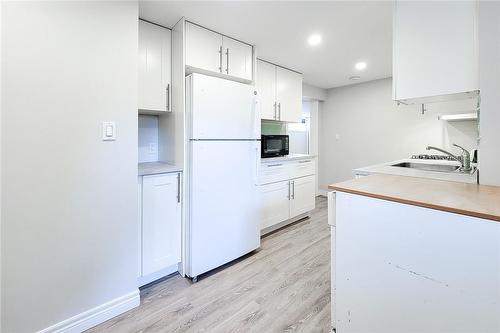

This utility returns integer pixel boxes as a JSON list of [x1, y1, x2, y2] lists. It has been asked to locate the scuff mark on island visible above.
[[387, 261, 449, 287]]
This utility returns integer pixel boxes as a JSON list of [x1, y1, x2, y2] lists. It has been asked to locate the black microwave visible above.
[[261, 135, 289, 158]]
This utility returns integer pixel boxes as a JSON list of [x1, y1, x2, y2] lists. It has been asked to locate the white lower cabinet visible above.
[[290, 175, 315, 217], [260, 181, 290, 230], [138, 177, 143, 278], [259, 173, 316, 233], [138, 172, 181, 286]]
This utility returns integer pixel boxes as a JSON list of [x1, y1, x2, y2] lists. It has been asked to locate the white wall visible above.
[[288, 100, 310, 155], [308, 100, 320, 195], [139, 115, 159, 163], [319, 78, 478, 189], [478, 1, 500, 186], [0, 0, 3, 328], [303, 83, 327, 101], [2, 2, 139, 332]]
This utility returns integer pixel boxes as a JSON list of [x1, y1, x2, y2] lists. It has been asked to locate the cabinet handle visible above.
[[299, 160, 311, 163], [273, 102, 277, 120], [218, 46, 223, 73], [225, 48, 229, 74], [166, 84, 170, 112], [287, 181, 291, 200], [267, 163, 282, 167], [177, 173, 181, 203], [278, 102, 281, 120], [291, 180, 295, 199]]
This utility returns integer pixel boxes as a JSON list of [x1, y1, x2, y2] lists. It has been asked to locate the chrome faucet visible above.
[[426, 144, 472, 172]]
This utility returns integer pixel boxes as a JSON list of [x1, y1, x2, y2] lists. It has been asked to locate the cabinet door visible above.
[[138, 20, 172, 112], [290, 175, 315, 218], [276, 67, 303, 122], [185, 22, 223, 74], [259, 181, 290, 230], [222, 36, 253, 81], [138, 177, 142, 277], [393, 1, 478, 102], [256, 60, 277, 121], [142, 173, 181, 276]]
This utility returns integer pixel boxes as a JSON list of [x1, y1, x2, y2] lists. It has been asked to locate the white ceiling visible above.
[[139, 1, 393, 89]]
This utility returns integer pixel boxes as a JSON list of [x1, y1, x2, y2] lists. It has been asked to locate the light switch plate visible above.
[[102, 122, 116, 141]]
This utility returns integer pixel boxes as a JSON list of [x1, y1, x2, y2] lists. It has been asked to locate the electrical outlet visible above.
[[149, 143, 157, 154]]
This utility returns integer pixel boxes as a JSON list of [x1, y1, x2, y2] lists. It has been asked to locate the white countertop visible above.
[[353, 158, 477, 184], [261, 154, 316, 163], [138, 162, 183, 176]]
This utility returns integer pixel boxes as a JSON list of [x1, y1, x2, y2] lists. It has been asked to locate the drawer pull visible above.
[[267, 163, 283, 167], [298, 160, 311, 163]]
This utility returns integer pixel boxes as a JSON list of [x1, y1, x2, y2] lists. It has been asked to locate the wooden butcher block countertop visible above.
[[329, 174, 500, 222]]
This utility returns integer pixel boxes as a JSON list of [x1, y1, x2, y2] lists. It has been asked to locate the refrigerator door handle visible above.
[[177, 173, 181, 203], [252, 94, 260, 139], [166, 83, 171, 112], [254, 143, 260, 186]]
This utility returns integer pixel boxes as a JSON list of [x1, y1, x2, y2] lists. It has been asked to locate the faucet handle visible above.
[[453, 143, 472, 171]]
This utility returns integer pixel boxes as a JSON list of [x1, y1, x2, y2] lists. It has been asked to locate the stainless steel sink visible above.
[[391, 162, 460, 172]]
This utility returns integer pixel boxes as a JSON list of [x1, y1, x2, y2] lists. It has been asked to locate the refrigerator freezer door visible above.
[[187, 140, 261, 277], [187, 73, 259, 140]]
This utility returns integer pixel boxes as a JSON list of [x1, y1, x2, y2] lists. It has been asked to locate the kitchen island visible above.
[[328, 174, 500, 333]]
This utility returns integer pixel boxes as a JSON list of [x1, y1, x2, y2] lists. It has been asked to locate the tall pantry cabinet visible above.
[[137, 19, 181, 287]]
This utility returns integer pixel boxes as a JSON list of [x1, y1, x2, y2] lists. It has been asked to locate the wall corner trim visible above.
[[37, 290, 140, 333]]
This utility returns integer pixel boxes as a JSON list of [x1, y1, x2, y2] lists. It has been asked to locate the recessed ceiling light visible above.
[[307, 34, 322, 46], [355, 61, 367, 71], [349, 76, 361, 80]]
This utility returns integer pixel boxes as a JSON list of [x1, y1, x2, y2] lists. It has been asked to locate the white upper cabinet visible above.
[[185, 22, 223, 74], [222, 36, 253, 81], [256, 60, 278, 120], [276, 66, 303, 122], [185, 22, 254, 82], [138, 20, 172, 113], [393, 1, 479, 104], [256, 59, 303, 122]]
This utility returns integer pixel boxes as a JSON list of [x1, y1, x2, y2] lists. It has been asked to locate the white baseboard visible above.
[[38, 289, 140, 333]]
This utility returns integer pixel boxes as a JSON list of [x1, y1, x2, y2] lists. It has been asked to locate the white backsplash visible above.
[[138, 115, 159, 163]]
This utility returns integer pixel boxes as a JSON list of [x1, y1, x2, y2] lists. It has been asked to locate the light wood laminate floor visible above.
[[88, 197, 330, 333]]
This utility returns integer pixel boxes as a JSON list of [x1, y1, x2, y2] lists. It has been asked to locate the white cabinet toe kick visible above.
[[260, 212, 310, 236]]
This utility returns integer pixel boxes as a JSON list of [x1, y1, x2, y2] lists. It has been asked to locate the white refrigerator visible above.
[[185, 73, 261, 280]]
